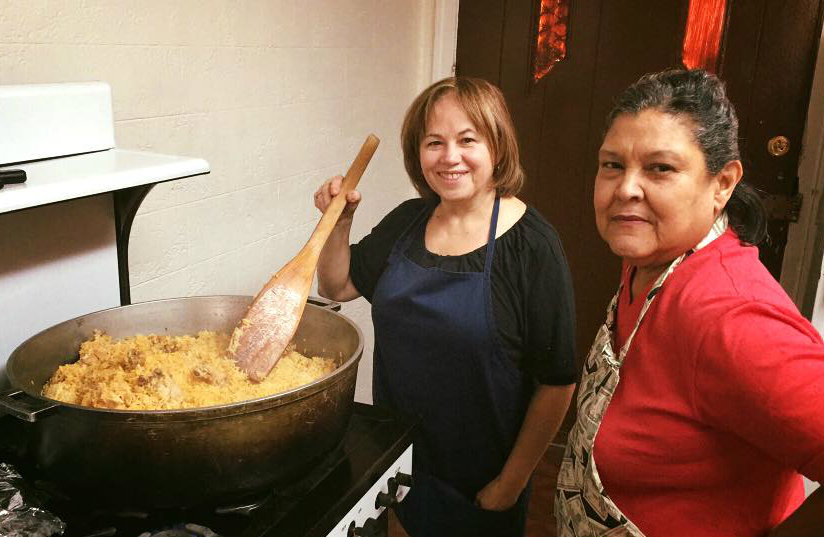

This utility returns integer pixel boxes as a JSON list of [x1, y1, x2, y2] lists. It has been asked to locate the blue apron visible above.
[[371, 197, 531, 537]]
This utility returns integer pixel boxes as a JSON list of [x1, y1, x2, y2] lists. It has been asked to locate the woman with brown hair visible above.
[[314, 77, 577, 536], [556, 68, 824, 537]]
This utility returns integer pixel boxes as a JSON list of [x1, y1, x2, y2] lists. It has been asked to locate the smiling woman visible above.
[[556, 69, 824, 537], [417, 92, 494, 208], [312, 77, 577, 537]]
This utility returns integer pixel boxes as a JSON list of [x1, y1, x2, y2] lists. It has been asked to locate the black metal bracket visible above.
[[307, 295, 342, 311], [113, 184, 156, 305], [0, 169, 27, 188]]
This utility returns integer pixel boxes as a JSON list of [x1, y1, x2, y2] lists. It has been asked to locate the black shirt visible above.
[[350, 199, 576, 386]]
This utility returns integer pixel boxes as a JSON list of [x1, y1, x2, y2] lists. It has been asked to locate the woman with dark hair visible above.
[[314, 77, 577, 537], [555, 68, 824, 537]]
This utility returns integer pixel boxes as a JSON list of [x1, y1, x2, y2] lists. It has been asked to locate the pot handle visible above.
[[307, 295, 341, 311], [0, 389, 59, 422]]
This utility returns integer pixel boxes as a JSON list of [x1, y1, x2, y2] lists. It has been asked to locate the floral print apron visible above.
[[555, 217, 728, 537]]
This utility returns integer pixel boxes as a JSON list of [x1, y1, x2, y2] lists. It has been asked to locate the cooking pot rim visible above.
[[6, 294, 363, 416]]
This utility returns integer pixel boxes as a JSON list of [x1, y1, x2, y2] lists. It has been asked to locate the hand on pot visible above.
[[314, 175, 361, 224]]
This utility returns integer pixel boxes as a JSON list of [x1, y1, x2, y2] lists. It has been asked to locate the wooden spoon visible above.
[[229, 134, 380, 381]]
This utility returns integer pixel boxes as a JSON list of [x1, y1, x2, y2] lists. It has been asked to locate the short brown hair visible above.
[[400, 77, 524, 199]]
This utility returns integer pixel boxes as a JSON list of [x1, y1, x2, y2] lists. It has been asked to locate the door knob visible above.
[[767, 135, 790, 157]]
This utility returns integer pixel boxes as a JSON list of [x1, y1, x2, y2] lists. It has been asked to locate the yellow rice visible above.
[[42, 330, 336, 410]]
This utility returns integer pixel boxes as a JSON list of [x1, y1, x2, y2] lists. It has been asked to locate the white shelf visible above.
[[0, 148, 210, 214]]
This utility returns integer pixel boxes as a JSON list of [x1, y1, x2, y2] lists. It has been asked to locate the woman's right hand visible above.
[[313, 175, 361, 223], [314, 175, 363, 302]]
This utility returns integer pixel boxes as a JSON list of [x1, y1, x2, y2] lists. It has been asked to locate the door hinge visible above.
[[762, 192, 803, 222]]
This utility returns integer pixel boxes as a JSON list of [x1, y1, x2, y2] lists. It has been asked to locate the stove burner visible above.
[[213, 495, 269, 516], [82, 529, 115, 537], [0, 403, 417, 537], [138, 523, 220, 537]]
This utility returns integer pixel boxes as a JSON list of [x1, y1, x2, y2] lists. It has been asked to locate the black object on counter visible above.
[[0, 169, 26, 189], [0, 462, 66, 537]]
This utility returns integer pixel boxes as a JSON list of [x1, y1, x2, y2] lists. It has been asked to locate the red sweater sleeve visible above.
[[693, 300, 824, 482]]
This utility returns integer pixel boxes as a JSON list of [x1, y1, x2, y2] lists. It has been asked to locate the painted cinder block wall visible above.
[[0, 0, 444, 402]]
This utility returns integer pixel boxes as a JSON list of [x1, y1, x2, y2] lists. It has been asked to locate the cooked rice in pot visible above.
[[42, 330, 336, 410]]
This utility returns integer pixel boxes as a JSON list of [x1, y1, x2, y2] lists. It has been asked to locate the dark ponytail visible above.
[[606, 69, 767, 245], [726, 182, 767, 245]]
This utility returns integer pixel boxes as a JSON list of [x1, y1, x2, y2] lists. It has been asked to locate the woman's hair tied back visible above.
[[606, 68, 766, 245]]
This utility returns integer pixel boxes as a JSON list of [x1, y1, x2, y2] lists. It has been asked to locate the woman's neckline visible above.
[[421, 198, 528, 258], [627, 265, 665, 303]]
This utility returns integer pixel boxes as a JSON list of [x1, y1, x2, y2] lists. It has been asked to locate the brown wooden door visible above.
[[457, 0, 824, 367]]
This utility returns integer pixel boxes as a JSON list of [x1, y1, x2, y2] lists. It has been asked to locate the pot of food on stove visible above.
[[0, 295, 362, 508]]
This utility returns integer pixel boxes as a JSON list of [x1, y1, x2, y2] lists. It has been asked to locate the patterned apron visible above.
[[555, 217, 728, 537]]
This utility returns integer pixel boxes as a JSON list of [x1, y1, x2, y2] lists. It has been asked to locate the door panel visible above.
[[723, 1, 824, 272]]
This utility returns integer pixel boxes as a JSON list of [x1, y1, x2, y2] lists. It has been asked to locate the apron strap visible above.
[[391, 198, 438, 256], [615, 213, 729, 363], [483, 196, 501, 275], [392, 196, 502, 270]]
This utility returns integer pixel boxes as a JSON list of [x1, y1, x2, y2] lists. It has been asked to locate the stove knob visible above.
[[386, 477, 399, 496], [395, 471, 413, 488], [351, 517, 381, 537], [386, 471, 413, 497], [375, 489, 397, 509]]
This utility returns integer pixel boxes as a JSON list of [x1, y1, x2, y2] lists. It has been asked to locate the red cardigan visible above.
[[593, 229, 824, 537]]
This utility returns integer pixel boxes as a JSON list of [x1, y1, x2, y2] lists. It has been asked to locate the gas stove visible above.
[[0, 83, 415, 537], [0, 403, 416, 537]]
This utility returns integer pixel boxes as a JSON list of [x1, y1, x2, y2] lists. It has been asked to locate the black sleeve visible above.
[[522, 226, 577, 386], [349, 199, 425, 302]]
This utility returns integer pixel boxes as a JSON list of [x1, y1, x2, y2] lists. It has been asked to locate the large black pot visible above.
[[0, 295, 362, 507]]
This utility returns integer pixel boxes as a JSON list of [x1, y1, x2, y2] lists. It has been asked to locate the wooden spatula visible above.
[[229, 134, 380, 381]]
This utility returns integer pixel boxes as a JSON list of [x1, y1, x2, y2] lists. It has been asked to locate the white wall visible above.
[[0, 0, 453, 402]]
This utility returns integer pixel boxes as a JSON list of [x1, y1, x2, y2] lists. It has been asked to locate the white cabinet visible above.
[[0, 82, 209, 383]]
